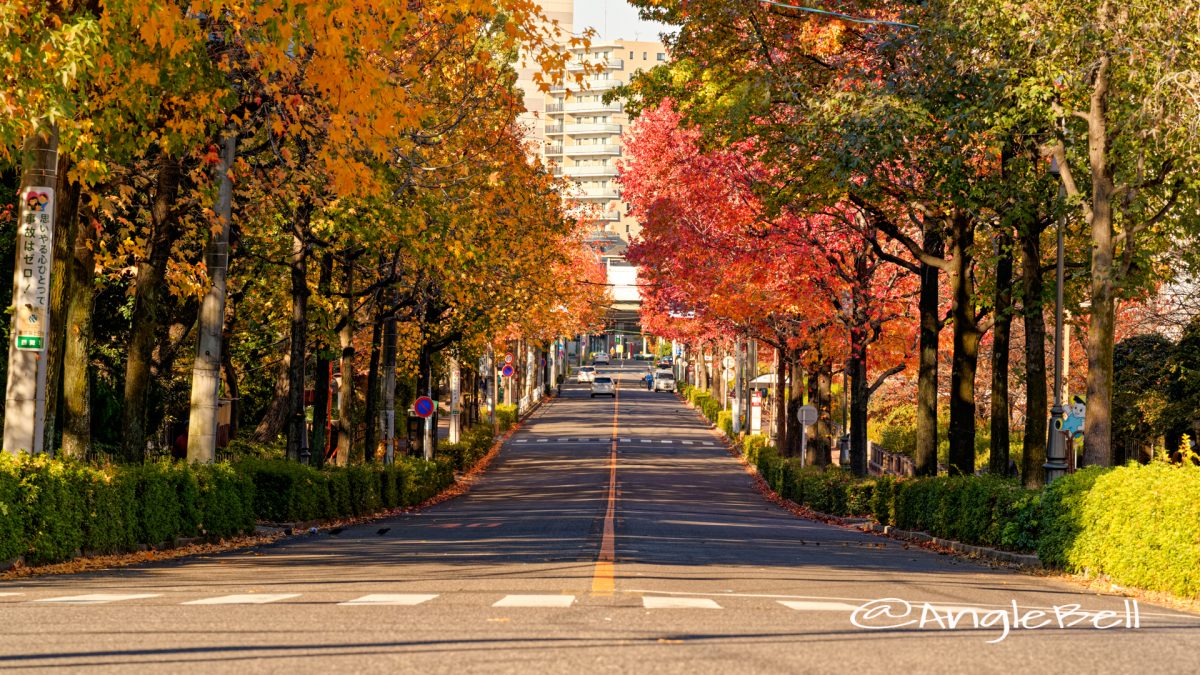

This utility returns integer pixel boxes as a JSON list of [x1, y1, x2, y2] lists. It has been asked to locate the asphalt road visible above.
[[1, 362, 1198, 674]]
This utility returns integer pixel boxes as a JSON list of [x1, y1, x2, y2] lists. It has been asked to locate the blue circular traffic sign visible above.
[[413, 396, 435, 418], [501, 364, 515, 378]]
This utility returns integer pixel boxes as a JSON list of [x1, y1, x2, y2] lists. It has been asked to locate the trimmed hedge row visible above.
[[733, 436, 1200, 598], [0, 451, 458, 568], [680, 383, 721, 424]]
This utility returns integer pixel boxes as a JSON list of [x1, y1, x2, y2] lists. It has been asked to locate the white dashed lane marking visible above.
[[493, 595, 576, 608], [643, 596, 722, 609], [182, 594, 300, 605], [34, 594, 161, 605], [339, 594, 439, 606], [778, 600, 860, 611]]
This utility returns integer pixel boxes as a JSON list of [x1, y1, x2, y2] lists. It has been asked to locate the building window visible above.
[[657, 53, 666, 61], [643, 52, 648, 60], [629, 51, 633, 59]]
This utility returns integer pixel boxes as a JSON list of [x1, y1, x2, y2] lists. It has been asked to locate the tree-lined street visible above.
[[2, 367, 1196, 673]]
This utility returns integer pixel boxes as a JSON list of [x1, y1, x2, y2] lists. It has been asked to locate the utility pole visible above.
[[449, 356, 461, 443], [1045, 163, 1069, 484], [187, 131, 237, 464], [732, 338, 743, 434], [4, 127, 59, 456]]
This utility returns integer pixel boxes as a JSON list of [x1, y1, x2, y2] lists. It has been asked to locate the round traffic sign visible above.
[[413, 396, 435, 418], [797, 404, 818, 425], [503, 353, 515, 365], [721, 355, 735, 369], [501, 364, 515, 378]]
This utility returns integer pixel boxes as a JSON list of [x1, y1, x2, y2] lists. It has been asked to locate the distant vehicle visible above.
[[577, 366, 596, 383], [591, 376, 616, 398], [593, 352, 610, 365], [634, 352, 655, 361], [653, 371, 676, 392], [656, 357, 673, 369]]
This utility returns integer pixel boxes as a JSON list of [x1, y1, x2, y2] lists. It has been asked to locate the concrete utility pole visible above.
[[449, 357, 461, 443], [187, 132, 237, 464], [4, 128, 59, 455], [1045, 167, 1069, 484], [382, 310, 397, 464]]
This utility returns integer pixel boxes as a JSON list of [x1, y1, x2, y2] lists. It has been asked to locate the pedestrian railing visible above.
[[868, 441, 916, 477]]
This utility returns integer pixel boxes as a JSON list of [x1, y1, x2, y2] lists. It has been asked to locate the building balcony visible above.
[[545, 103, 564, 113], [589, 211, 621, 222], [564, 165, 618, 178], [564, 144, 621, 157], [545, 145, 563, 155], [574, 189, 620, 200], [565, 101, 623, 114], [545, 124, 564, 134], [564, 123, 622, 135], [568, 58, 624, 72]]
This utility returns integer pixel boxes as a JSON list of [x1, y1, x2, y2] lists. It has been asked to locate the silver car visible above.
[[577, 366, 596, 383], [591, 376, 616, 398]]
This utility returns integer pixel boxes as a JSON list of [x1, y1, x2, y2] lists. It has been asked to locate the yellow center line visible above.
[[591, 374, 619, 597]]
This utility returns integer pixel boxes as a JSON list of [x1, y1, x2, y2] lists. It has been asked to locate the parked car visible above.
[[634, 352, 655, 361], [591, 376, 616, 398], [592, 352, 610, 365], [656, 357, 674, 370], [577, 366, 596, 383], [653, 371, 676, 392]]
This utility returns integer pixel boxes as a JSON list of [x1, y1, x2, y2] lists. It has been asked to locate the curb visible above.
[[674, 387, 1042, 570]]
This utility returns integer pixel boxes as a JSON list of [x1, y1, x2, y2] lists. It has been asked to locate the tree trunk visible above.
[[123, 155, 181, 461], [186, 133, 237, 464], [989, 229, 1014, 475], [915, 225, 944, 476], [60, 186, 94, 459], [814, 359, 833, 467], [285, 204, 312, 462], [773, 345, 787, 449], [1021, 226, 1048, 488], [43, 155, 80, 456], [381, 295, 398, 461], [252, 355, 290, 443], [335, 254, 355, 466], [1083, 71, 1117, 467], [847, 337, 869, 477], [947, 213, 980, 476], [311, 252, 333, 467], [785, 351, 804, 458], [363, 297, 383, 463]]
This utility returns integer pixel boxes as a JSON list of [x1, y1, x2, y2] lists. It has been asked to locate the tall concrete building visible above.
[[547, 38, 666, 245]]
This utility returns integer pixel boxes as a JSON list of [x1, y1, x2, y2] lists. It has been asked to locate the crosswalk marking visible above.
[[0, 593, 23, 598], [643, 596, 722, 609], [339, 594, 438, 606], [493, 595, 575, 608], [660, 440, 673, 444], [620, 438, 632, 443], [34, 594, 161, 605], [779, 600, 860, 611], [640, 439, 652, 444], [536, 439, 549, 443], [182, 594, 300, 605], [681, 441, 694, 445], [515, 439, 528, 443]]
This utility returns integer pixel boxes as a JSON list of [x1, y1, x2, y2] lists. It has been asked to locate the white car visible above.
[[653, 371, 676, 392], [593, 352, 611, 365], [577, 366, 596, 383], [590, 376, 616, 398]]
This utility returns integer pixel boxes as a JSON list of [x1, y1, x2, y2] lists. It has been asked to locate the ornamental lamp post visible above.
[[1045, 156, 1069, 484]]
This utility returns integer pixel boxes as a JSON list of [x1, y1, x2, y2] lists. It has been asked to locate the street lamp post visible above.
[[1045, 158, 1069, 484]]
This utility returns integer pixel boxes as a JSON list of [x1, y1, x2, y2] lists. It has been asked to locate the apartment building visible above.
[[545, 39, 666, 244]]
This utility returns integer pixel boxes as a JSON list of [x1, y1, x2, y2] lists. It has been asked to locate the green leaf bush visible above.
[[0, 429, 481, 568], [731, 435, 1200, 598]]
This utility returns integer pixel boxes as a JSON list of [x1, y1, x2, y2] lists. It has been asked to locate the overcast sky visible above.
[[573, 0, 672, 42]]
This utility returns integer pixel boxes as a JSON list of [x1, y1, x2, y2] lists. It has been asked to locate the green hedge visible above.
[[0, 435, 475, 568], [732, 434, 1200, 598]]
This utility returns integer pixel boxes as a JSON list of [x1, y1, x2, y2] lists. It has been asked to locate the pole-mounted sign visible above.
[[413, 396, 435, 419], [501, 364, 515, 378], [4, 181, 57, 455]]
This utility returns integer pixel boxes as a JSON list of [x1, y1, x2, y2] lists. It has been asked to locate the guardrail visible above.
[[868, 441, 916, 477]]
